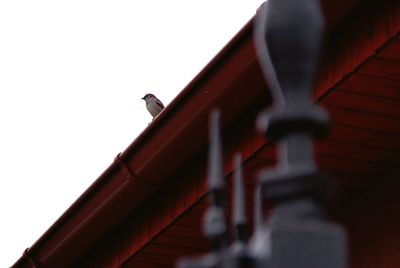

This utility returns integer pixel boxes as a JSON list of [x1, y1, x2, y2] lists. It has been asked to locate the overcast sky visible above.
[[0, 1, 263, 266]]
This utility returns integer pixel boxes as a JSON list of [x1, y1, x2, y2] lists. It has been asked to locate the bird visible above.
[[142, 93, 164, 118]]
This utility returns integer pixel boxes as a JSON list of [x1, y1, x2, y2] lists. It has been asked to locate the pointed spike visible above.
[[208, 110, 224, 192], [203, 110, 227, 248], [233, 154, 246, 226], [233, 153, 247, 242], [254, 184, 264, 230]]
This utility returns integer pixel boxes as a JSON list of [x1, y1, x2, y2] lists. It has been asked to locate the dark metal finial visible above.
[[176, 110, 230, 268], [254, 2, 284, 106], [261, 0, 324, 104], [203, 109, 226, 249], [208, 110, 224, 192], [232, 154, 246, 242], [253, 1, 347, 268]]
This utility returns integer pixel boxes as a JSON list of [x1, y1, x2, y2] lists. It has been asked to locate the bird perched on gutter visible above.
[[142, 93, 164, 118]]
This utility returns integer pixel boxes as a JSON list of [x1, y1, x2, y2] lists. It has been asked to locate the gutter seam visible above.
[[114, 153, 162, 186], [22, 248, 40, 268]]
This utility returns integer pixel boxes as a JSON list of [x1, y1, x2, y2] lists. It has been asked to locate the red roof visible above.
[[13, 0, 400, 267]]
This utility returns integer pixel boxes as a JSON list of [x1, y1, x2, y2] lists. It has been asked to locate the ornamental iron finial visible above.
[[254, 1, 347, 268], [177, 110, 231, 268], [203, 110, 227, 250], [232, 154, 247, 243]]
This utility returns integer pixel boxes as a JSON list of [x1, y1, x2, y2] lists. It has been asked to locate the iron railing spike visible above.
[[177, 110, 227, 268], [208, 109, 224, 193], [202, 109, 227, 251], [232, 153, 246, 242]]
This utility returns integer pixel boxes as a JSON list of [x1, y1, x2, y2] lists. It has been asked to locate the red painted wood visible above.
[[164, 225, 203, 239], [145, 243, 193, 256], [119, 229, 133, 266], [326, 124, 400, 151], [156, 235, 209, 251], [323, 105, 400, 135], [387, 1, 400, 37], [325, 170, 372, 192], [316, 139, 399, 164], [338, 74, 400, 101], [314, 0, 400, 100], [133, 216, 145, 254], [133, 252, 176, 266], [370, 2, 395, 49], [323, 90, 400, 118], [317, 153, 384, 175], [341, 174, 400, 268], [315, 33, 352, 98], [349, 6, 376, 66], [123, 260, 164, 268], [358, 58, 400, 82], [319, 0, 363, 30], [378, 40, 400, 61], [173, 213, 202, 228]]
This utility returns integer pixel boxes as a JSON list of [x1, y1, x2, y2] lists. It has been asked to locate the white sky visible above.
[[0, 1, 263, 266]]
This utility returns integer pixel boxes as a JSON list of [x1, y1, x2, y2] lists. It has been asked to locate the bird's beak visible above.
[[141, 96, 145, 100]]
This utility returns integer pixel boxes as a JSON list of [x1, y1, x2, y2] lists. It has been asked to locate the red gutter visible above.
[[13, 1, 364, 267]]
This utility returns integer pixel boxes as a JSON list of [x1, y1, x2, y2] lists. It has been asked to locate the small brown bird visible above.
[[142, 93, 164, 118]]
